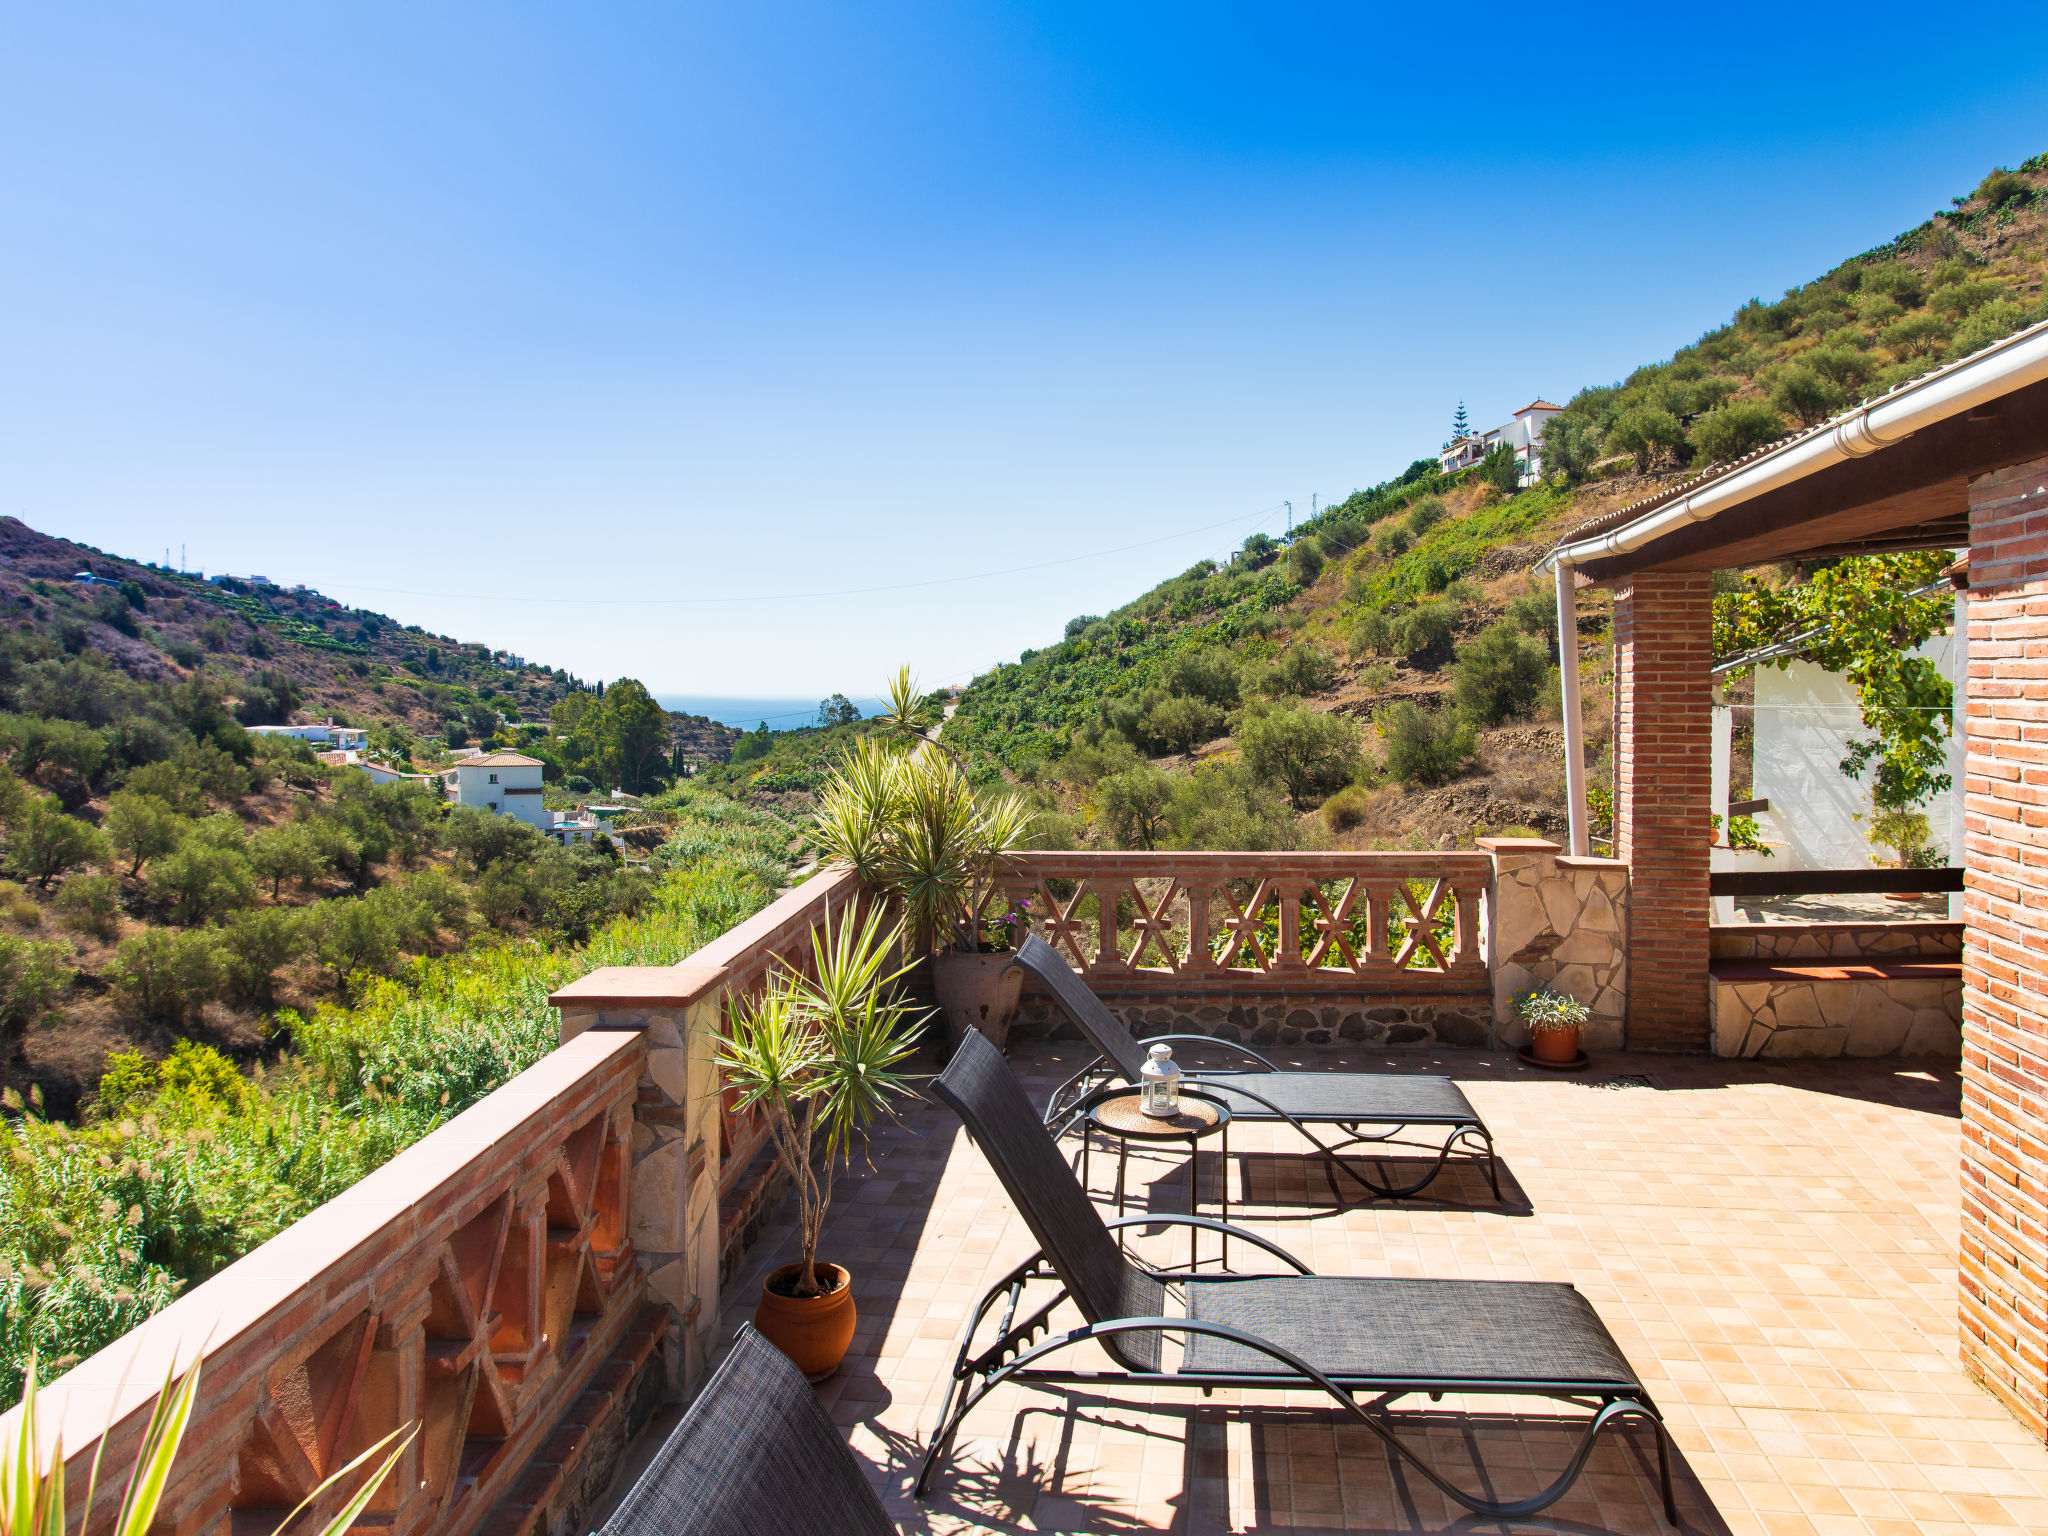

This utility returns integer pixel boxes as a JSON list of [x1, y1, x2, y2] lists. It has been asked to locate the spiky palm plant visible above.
[[2, 1349, 411, 1536], [715, 906, 922, 1297], [812, 671, 1035, 957]]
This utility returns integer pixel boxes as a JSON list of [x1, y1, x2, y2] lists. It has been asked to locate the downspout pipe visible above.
[[1554, 556, 1589, 857], [1543, 318, 2048, 572]]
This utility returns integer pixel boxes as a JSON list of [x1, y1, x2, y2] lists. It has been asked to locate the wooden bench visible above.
[[1709, 958, 1962, 984]]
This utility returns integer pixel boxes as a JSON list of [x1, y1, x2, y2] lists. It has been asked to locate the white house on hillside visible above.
[[442, 752, 549, 829], [247, 720, 370, 751], [1438, 400, 1563, 484]]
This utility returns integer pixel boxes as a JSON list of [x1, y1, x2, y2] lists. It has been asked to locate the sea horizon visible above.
[[655, 694, 883, 731]]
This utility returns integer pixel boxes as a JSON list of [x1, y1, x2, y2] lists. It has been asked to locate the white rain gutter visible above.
[[1542, 316, 2048, 861]]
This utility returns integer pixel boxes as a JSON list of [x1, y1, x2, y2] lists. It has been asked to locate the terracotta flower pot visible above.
[[754, 1261, 856, 1382], [933, 949, 1024, 1053], [1529, 1024, 1582, 1063]]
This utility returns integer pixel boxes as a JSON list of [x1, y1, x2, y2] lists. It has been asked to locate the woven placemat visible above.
[[1092, 1092, 1222, 1136]]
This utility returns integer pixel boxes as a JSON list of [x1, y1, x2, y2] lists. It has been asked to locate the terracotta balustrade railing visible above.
[[987, 851, 1493, 995], [10, 1031, 654, 1536]]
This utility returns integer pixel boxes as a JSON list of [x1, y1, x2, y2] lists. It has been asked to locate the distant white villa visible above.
[[247, 719, 370, 751], [442, 751, 549, 828], [1439, 400, 1563, 484]]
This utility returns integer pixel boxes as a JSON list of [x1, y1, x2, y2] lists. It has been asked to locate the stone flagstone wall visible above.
[[1479, 837, 1629, 1051]]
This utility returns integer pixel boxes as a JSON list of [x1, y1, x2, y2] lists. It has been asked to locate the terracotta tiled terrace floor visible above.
[[708, 1042, 2048, 1534]]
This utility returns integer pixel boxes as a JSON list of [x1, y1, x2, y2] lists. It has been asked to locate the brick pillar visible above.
[[1959, 453, 2048, 1438], [1611, 571, 1713, 1051]]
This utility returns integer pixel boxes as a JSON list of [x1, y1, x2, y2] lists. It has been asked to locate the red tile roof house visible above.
[[12, 325, 2048, 1534]]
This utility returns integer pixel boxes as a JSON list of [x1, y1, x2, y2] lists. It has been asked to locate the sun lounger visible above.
[[916, 1030, 1674, 1523], [1015, 933, 1499, 1201], [599, 1322, 894, 1536]]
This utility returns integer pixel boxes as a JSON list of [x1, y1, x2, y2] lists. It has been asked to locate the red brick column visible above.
[[1959, 454, 2048, 1438], [1611, 571, 1713, 1051]]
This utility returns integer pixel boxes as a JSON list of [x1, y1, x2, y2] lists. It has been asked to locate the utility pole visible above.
[[1285, 501, 1293, 534], [1312, 493, 1319, 517]]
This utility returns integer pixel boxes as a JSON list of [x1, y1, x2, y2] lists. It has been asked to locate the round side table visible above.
[[1082, 1088, 1231, 1270]]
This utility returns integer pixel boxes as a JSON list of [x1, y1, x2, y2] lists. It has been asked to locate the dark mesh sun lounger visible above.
[[1014, 933, 1499, 1201], [597, 1322, 894, 1536], [917, 1030, 1675, 1524]]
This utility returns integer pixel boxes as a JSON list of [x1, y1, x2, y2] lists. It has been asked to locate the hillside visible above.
[[0, 518, 741, 767], [943, 156, 2048, 853]]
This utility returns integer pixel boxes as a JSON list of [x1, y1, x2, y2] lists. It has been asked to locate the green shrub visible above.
[[0, 933, 74, 1045], [1404, 497, 1446, 537], [1806, 345, 1877, 390], [1359, 662, 1397, 692], [1254, 644, 1338, 698], [54, 874, 119, 939], [247, 824, 327, 897], [1878, 312, 1953, 359], [1373, 525, 1410, 561], [1378, 702, 1477, 787], [1605, 405, 1684, 472], [5, 800, 109, 890], [1349, 611, 1394, 658], [1095, 764, 1176, 849], [151, 834, 256, 926], [106, 928, 223, 1023], [1232, 702, 1360, 809], [1161, 646, 1241, 706], [1285, 539, 1325, 587], [1162, 764, 1307, 851], [1504, 583, 1552, 636], [1950, 298, 2031, 357], [1539, 412, 1603, 483], [104, 790, 185, 876], [1769, 365, 1844, 427], [219, 906, 310, 1004], [1320, 783, 1372, 833], [1452, 622, 1551, 727], [1974, 167, 2033, 211], [1858, 259, 1923, 307], [1142, 695, 1223, 754], [1476, 443, 1521, 495], [1931, 278, 2004, 319], [1397, 600, 1462, 664], [93, 1048, 158, 1112], [158, 1039, 249, 1114], [1691, 399, 1784, 464]]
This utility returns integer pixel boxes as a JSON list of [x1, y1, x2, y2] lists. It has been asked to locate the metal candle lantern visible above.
[[1139, 1042, 1181, 1118]]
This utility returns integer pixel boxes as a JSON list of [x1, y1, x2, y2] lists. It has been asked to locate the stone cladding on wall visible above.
[[1008, 990, 1494, 1050], [1480, 837, 1629, 1051], [1709, 921, 1965, 1060], [1958, 453, 2048, 1438]]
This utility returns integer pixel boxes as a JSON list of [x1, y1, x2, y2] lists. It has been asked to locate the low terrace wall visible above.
[[1709, 920, 1964, 1060], [4, 869, 864, 1536], [7, 1032, 660, 1536], [987, 847, 1628, 1051]]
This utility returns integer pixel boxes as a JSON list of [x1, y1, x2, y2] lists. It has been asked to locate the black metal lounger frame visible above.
[[1018, 934, 1501, 1202], [919, 1032, 1675, 1524]]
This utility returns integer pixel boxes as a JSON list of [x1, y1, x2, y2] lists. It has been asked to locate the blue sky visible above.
[[5, 4, 2047, 697]]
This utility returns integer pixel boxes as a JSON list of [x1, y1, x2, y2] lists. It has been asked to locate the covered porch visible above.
[[1545, 318, 2048, 1436]]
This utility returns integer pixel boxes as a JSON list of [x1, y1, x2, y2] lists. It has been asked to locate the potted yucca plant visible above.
[[716, 904, 923, 1379], [812, 669, 1036, 1051]]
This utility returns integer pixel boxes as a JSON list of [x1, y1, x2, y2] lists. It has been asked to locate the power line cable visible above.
[[319, 503, 1285, 609]]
